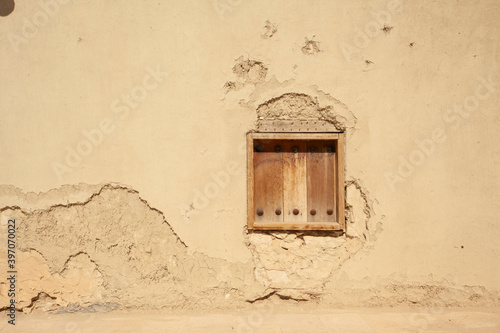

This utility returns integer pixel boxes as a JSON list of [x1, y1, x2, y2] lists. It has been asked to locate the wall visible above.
[[0, 0, 499, 312]]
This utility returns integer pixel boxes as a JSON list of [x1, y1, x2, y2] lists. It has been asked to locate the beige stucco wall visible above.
[[0, 0, 499, 311]]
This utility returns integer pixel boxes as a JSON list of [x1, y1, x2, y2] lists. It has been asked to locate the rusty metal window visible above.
[[247, 132, 345, 231]]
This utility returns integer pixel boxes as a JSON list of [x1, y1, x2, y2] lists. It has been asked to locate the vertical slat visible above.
[[253, 139, 283, 223], [337, 133, 345, 229], [326, 142, 337, 222], [283, 140, 307, 222], [307, 140, 325, 222], [307, 140, 337, 223]]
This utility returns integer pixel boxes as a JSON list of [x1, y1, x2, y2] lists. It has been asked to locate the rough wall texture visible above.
[[1, 185, 263, 311], [1, 182, 498, 312], [1, 0, 499, 313]]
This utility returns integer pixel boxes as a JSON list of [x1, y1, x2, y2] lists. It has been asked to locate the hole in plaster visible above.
[[262, 20, 278, 39], [382, 24, 394, 34], [302, 37, 321, 55]]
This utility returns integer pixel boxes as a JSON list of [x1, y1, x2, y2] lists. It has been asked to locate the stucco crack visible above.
[[3, 184, 265, 311], [1, 181, 497, 310], [20, 292, 58, 313], [245, 175, 380, 301], [59, 252, 100, 275], [0, 205, 25, 214], [345, 178, 375, 237], [246, 290, 276, 303]]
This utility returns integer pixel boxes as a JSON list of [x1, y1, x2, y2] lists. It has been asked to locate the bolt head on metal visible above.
[[309, 147, 317, 153], [274, 145, 281, 153], [275, 209, 281, 215], [310, 209, 316, 216], [291, 146, 299, 153], [293, 209, 299, 215], [326, 145, 335, 153], [257, 209, 264, 216], [327, 209, 333, 215]]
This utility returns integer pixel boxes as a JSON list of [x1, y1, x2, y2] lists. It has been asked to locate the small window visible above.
[[247, 132, 345, 231]]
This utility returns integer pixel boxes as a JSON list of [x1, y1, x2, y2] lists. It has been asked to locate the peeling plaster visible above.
[[255, 92, 356, 132], [0, 183, 497, 312], [261, 20, 278, 39], [0, 57, 497, 313], [228, 73, 358, 134], [1, 0, 499, 315], [301, 37, 321, 55], [1, 185, 263, 311]]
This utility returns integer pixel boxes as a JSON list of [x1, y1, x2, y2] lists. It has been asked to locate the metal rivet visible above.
[[257, 209, 264, 216], [254, 144, 264, 152], [275, 209, 281, 215], [327, 209, 333, 215], [310, 209, 316, 216], [326, 145, 335, 153], [291, 146, 299, 153], [309, 147, 317, 153], [293, 209, 299, 215], [274, 145, 281, 153]]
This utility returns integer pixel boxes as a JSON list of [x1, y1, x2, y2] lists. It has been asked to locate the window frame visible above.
[[247, 132, 345, 231]]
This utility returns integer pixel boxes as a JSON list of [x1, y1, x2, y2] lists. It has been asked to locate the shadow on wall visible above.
[[0, 0, 14, 17]]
